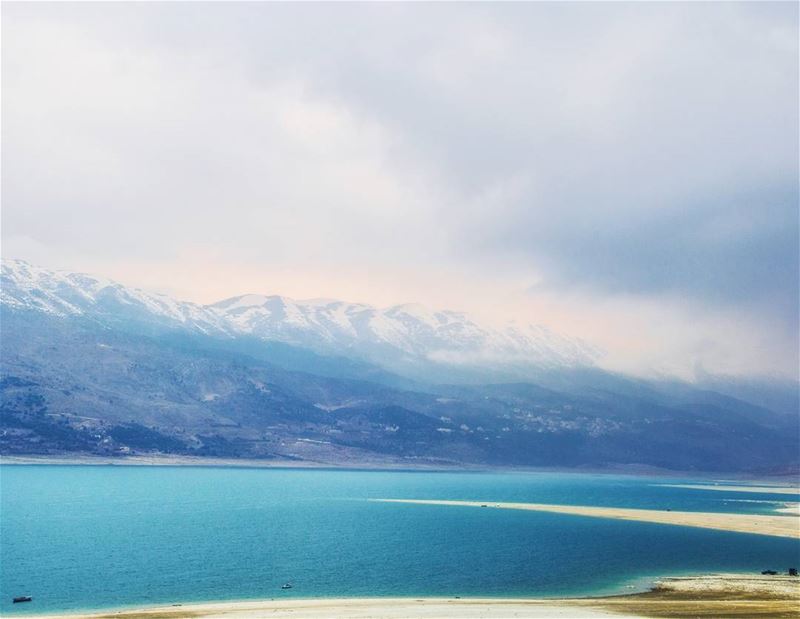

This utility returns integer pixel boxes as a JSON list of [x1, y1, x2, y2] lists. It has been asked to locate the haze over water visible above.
[[1, 466, 798, 615]]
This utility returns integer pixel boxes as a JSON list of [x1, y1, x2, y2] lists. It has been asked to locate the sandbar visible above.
[[659, 484, 800, 496], [371, 499, 800, 539]]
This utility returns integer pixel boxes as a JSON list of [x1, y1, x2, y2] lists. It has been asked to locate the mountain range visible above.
[[1, 259, 600, 381], [1, 258, 797, 473]]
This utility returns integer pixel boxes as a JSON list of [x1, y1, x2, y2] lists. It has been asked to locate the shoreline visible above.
[[12, 574, 800, 619], [0, 598, 642, 619], [2, 454, 798, 483]]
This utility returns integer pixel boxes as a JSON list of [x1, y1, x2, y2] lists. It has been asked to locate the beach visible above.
[[372, 499, 800, 539], [19, 599, 637, 619], [19, 575, 800, 619]]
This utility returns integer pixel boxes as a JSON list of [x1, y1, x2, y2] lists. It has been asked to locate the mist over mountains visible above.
[[1, 259, 797, 473], [1, 259, 600, 381]]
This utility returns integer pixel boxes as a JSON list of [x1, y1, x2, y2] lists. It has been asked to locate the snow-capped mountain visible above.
[[1, 259, 601, 375], [1, 259, 230, 335]]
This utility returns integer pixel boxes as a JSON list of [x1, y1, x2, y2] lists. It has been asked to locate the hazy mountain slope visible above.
[[0, 310, 457, 463], [1, 259, 797, 472], [693, 374, 800, 417], [2, 309, 797, 472]]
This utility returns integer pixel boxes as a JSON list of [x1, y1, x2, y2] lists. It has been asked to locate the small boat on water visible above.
[[13, 596, 32, 604], [281, 583, 293, 590]]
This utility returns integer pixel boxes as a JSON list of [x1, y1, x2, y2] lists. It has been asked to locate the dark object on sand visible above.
[[762, 570, 778, 575], [789, 568, 798, 576], [281, 583, 293, 590], [13, 597, 32, 604]]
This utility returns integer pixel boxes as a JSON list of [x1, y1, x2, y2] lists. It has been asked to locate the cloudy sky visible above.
[[2, 2, 798, 381]]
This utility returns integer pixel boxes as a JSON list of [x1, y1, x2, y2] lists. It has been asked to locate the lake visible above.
[[1, 465, 798, 615]]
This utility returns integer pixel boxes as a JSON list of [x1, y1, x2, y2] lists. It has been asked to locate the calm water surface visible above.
[[1, 465, 798, 615]]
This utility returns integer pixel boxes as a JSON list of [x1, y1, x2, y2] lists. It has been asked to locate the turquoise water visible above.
[[1, 465, 798, 615]]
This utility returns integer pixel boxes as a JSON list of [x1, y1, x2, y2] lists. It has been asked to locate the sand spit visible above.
[[371, 499, 800, 539], [660, 484, 800, 496], [20, 575, 800, 618]]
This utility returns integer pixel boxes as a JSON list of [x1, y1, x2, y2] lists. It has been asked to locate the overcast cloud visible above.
[[2, 2, 797, 381]]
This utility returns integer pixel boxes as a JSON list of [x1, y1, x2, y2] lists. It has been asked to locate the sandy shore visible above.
[[593, 574, 800, 618], [21, 598, 638, 619], [371, 499, 800, 539], [19, 575, 800, 619]]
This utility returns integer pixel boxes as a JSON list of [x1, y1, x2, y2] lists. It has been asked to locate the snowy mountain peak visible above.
[[2, 259, 603, 376], [1, 259, 229, 334]]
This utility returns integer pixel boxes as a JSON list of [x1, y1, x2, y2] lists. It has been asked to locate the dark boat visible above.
[[281, 583, 293, 590], [13, 596, 32, 604]]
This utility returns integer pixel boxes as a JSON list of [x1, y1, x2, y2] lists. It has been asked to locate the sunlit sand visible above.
[[24, 599, 637, 619], [23, 575, 800, 618]]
